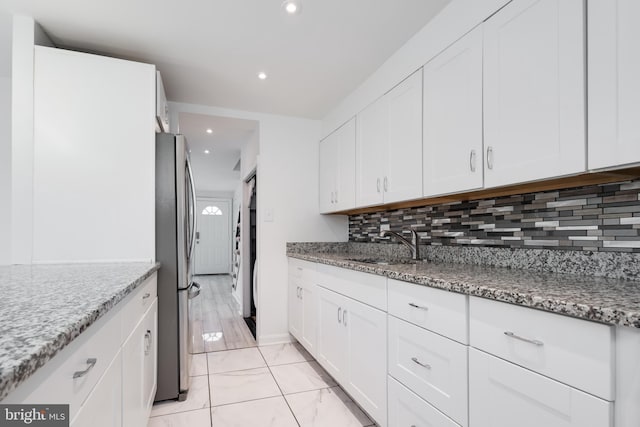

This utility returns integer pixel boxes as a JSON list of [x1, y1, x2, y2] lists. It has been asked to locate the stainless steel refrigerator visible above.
[[155, 133, 200, 402]]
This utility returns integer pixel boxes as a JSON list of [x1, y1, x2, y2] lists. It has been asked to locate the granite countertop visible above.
[[288, 250, 640, 329], [0, 262, 160, 401]]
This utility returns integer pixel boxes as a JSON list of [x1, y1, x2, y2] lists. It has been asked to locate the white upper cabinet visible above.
[[588, 0, 640, 170], [319, 118, 356, 213], [357, 70, 423, 207], [423, 25, 484, 197], [483, 0, 586, 188]]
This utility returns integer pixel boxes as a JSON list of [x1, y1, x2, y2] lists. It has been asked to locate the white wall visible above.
[[0, 76, 11, 265], [169, 101, 348, 345], [322, 0, 510, 137]]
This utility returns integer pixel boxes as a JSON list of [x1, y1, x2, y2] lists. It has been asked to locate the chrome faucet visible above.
[[379, 229, 421, 260]]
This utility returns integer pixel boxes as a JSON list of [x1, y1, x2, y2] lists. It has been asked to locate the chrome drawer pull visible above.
[[411, 357, 431, 369], [142, 292, 151, 300], [408, 302, 428, 311], [73, 358, 97, 378], [504, 331, 544, 346], [338, 307, 342, 324]]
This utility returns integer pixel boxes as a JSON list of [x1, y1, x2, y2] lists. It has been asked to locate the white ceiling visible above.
[[179, 112, 258, 193], [0, 0, 450, 118]]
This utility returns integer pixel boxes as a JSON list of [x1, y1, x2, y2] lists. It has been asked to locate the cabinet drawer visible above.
[[469, 348, 613, 427], [316, 263, 386, 311], [470, 297, 614, 400], [388, 316, 468, 426], [289, 258, 317, 287], [388, 376, 460, 427], [388, 279, 468, 344], [121, 274, 157, 342], [4, 305, 122, 420]]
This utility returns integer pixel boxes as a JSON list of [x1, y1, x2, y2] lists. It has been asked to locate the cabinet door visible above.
[[316, 287, 348, 382], [300, 283, 317, 356], [122, 300, 158, 427], [288, 278, 303, 341], [71, 352, 122, 427], [345, 298, 388, 426], [356, 97, 387, 207], [483, 0, 585, 188], [335, 117, 357, 211], [588, 0, 640, 170], [423, 26, 483, 197], [385, 69, 423, 203], [469, 348, 613, 427], [388, 376, 460, 427], [319, 132, 338, 214]]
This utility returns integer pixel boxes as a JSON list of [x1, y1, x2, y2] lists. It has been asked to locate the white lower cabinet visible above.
[[5, 274, 158, 427], [388, 376, 460, 427], [288, 259, 317, 356], [122, 299, 158, 427], [316, 285, 387, 426], [388, 316, 468, 426], [71, 352, 122, 427], [469, 348, 613, 427]]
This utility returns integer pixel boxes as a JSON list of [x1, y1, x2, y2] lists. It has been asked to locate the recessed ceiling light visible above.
[[204, 149, 210, 154], [206, 128, 213, 134], [258, 72, 267, 80], [282, 0, 301, 14]]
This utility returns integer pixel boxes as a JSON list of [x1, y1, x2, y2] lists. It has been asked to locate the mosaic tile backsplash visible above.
[[349, 180, 640, 253]]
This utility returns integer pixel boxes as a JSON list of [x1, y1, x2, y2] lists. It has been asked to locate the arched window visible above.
[[202, 206, 223, 216]]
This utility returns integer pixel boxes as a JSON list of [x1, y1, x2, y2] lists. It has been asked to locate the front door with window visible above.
[[194, 198, 231, 274]]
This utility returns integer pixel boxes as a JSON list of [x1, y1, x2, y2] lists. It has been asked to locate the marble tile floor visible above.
[[190, 274, 257, 353], [148, 343, 377, 427]]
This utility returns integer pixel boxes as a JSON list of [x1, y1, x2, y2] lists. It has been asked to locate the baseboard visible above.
[[257, 333, 293, 347]]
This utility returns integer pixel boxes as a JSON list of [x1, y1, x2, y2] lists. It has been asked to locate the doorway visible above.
[[194, 197, 231, 275]]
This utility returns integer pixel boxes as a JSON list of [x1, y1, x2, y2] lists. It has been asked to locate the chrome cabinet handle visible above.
[[331, 191, 335, 204], [470, 149, 477, 172], [144, 330, 152, 355], [383, 176, 388, 192], [376, 178, 381, 193], [486, 146, 494, 170], [73, 358, 97, 378], [335, 190, 338, 204], [504, 331, 544, 346], [338, 307, 342, 323], [411, 357, 431, 369], [343, 310, 347, 327], [299, 288, 303, 300], [142, 292, 151, 300], [408, 302, 428, 311]]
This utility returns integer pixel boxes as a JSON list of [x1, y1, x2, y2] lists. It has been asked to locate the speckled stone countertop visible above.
[[287, 244, 640, 329], [0, 262, 160, 401]]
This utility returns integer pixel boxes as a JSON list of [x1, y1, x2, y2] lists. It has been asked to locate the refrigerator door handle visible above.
[[186, 157, 197, 261]]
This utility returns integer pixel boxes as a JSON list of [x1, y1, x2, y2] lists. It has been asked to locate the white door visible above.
[[335, 117, 357, 211], [300, 283, 317, 356], [469, 348, 613, 427], [588, 0, 640, 170], [356, 97, 387, 207], [316, 286, 348, 382], [483, 0, 585, 188], [423, 25, 483, 197], [319, 131, 338, 214], [345, 298, 388, 427], [194, 198, 231, 275], [385, 69, 423, 204]]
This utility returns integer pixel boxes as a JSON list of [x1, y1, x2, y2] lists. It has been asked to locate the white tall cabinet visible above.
[[33, 46, 156, 263], [482, 0, 585, 188], [588, 0, 640, 170], [319, 118, 356, 213], [356, 70, 423, 207], [423, 25, 483, 197]]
